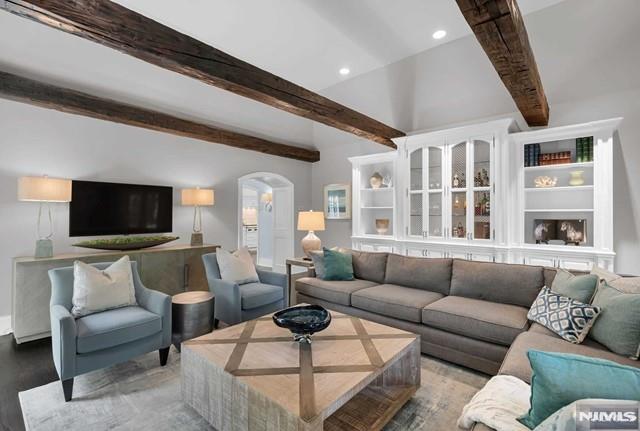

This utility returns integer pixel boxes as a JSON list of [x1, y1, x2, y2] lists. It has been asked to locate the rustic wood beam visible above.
[[455, 0, 549, 126], [0, 0, 404, 147], [0, 71, 320, 162]]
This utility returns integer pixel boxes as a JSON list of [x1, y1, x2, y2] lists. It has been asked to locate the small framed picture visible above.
[[324, 184, 351, 220]]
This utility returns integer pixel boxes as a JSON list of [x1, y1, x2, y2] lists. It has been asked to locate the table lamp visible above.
[[18, 175, 72, 258], [297, 210, 325, 258], [181, 187, 214, 246]]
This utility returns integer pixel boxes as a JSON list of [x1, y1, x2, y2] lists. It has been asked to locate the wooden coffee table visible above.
[[181, 310, 420, 431]]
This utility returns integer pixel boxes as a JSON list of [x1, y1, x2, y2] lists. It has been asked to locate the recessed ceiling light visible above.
[[339, 67, 350, 76], [432, 30, 447, 40]]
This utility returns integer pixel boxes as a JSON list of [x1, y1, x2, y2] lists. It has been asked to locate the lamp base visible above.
[[301, 231, 321, 257], [35, 239, 53, 258], [190, 232, 203, 246]]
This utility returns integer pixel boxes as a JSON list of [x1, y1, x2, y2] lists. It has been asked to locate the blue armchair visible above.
[[48, 261, 171, 401], [202, 253, 287, 326]]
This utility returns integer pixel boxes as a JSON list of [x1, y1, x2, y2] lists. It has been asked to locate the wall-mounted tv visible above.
[[69, 180, 173, 237]]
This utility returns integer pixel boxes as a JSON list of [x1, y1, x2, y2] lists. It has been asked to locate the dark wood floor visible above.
[[0, 334, 57, 431]]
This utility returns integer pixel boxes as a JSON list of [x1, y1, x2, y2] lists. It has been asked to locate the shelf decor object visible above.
[[297, 210, 325, 257], [376, 218, 390, 234], [272, 304, 331, 343], [369, 172, 384, 189], [18, 175, 72, 258], [568, 170, 585, 186], [534, 176, 558, 188], [72, 235, 179, 251], [181, 187, 215, 246], [324, 183, 351, 219]]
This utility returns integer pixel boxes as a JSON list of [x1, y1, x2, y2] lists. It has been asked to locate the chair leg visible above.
[[159, 347, 170, 366], [62, 378, 74, 402]]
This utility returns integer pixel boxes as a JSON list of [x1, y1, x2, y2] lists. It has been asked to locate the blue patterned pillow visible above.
[[528, 287, 601, 343]]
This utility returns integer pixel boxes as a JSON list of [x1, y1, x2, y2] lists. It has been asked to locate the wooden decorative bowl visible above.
[[72, 236, 179, 251]]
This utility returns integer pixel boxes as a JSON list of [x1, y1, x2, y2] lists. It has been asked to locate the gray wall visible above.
[[312, 0, 640, 274], [0, 100, 312, 319]]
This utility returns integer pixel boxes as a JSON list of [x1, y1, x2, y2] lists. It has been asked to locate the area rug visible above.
[[19, 347, 488, 430]]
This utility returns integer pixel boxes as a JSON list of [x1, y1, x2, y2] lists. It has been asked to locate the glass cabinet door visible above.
[[408, 147, 424, 237], [471, 139, 492, 240], [450, 141, 468, 239], [427, 146, 443, 237]]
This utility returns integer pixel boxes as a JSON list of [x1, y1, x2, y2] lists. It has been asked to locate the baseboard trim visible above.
[[0, 314, 12, 336]]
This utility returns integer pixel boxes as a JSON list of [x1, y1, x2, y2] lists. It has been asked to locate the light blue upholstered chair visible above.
[[48, 261, 172, 401], [202, 253, 287, 326]]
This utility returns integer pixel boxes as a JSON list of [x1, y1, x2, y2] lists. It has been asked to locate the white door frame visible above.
[[237, 172, 294, 273]]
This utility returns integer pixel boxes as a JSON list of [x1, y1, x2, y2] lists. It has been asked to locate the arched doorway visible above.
[[237, 172, 294, 274]]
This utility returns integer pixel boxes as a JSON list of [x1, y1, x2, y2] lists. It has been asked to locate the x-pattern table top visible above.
[[183, 310, 418, 422]]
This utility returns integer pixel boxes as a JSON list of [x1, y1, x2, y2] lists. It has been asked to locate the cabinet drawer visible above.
[[469, 253, 494, 262], [558, 258, 593, 272], [524, 256, 556, 267]]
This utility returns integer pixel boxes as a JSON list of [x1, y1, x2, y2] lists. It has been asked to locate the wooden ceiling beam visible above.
[[1, 0, 405, 147], [0, 70, 320, 162], [455, 0, 549, 126]]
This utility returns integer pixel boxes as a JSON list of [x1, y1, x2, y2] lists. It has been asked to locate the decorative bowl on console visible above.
[[72, 235, 179, 251], [272, 304, 332, 344]]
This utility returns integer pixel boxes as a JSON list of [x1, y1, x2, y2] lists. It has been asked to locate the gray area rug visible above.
[[19, 347, 488, 430]]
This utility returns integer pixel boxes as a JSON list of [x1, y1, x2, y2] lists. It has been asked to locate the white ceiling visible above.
[[114, 0, 565, 91]]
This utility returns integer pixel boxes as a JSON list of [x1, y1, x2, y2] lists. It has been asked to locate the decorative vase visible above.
[[375, 218, 390, 234], [569, 170, 585, 186], [369, 172, 384, 189]]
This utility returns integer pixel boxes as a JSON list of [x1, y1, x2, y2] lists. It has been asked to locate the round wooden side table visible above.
[[171, 291, 215, 352]]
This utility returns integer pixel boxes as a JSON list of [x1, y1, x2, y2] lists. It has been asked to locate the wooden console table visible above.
[[12, 243, 218, 344]]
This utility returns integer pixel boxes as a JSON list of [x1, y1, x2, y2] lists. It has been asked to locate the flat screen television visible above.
[[69, 180, 173, 237]]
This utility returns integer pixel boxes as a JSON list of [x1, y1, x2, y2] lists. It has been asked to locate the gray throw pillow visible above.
[[309, 250, 325, 279], [527, 287, 601, 344], [589, 282, 640, 360], [551, 269, 599, 304]]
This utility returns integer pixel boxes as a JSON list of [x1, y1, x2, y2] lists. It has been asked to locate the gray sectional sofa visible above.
[[295, 251, 640, 382]]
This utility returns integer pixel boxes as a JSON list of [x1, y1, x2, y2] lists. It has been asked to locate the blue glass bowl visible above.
[[272, 305, 332, 343]]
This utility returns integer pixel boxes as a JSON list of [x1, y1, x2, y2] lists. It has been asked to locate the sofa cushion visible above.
[[450, 260, 544, 307], [76, 306, 162, 354], [384, 254, 452, 295], [350, 250, 389, 284], [295, 277, 377, 306], [499, 331, 640, 384], [422, 296, 530, 346], [352, 284, 444, 323], [239, 282, 284, 310]]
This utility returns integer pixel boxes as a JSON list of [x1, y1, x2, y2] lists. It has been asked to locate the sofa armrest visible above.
[[135, 282, 172, 347], [257, 269, 287, 287], [50, 304, 77, 380], [209, 278, 242, 325], [257, 269, 288, 305]]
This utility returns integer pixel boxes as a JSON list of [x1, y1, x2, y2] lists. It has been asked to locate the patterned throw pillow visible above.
[[527, 287, 601, 343]]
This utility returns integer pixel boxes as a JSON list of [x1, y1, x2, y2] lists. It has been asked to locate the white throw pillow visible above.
[[216, 247, 260, 285], [71, 255, 138, 317]]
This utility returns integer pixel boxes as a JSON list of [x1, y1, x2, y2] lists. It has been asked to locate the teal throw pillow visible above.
[[589, 282, 640, 359], [518, 350, 640, 429], [551, 269, 599, 304], [322, 248, 354, 281]]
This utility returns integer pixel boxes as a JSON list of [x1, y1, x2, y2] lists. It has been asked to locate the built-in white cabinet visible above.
[[350, 117, 622, 271], [404, 134, 495, 243], [510, 118, 621, 271]]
